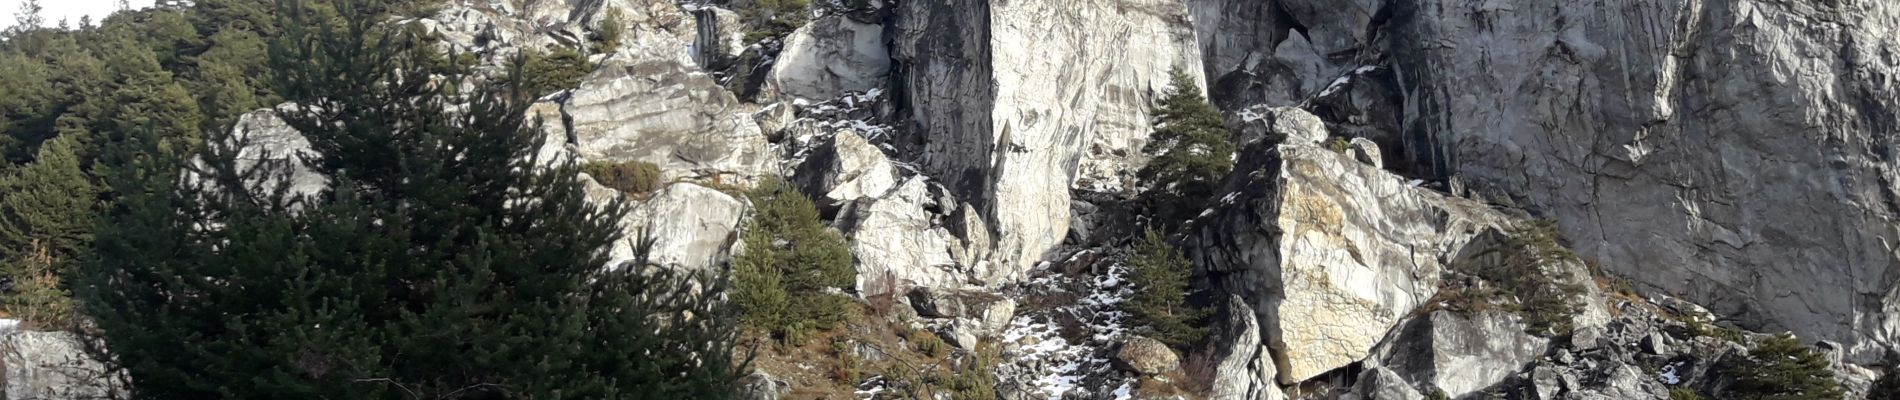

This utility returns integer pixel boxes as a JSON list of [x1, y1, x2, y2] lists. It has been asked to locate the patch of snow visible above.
[[1001, 262, 1134, 399], [1659, 362, 1683, 385], [1112, 381, 1135, 400]]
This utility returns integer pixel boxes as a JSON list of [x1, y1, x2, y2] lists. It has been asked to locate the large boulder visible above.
[[891, 0, 1205, 282], [1112, 337, 1180, 376], [1194, 0, 1900, 361], [793, 130, 899, 208], [563, 46, 774, 181], [222, 108, 327, 200], [603, 182, 747, 271], [1367, 310, 1550, 398], [765, 14, 891, 102], [1191, 109, 1507, 383], [839, 178, 974, 296], [2, 330, 126, 399]]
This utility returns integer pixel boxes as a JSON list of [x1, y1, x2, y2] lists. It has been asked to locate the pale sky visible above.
[[0, 0, 155, 31]]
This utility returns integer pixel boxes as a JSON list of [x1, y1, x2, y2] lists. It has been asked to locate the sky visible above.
[[0, 0, 155, 31]]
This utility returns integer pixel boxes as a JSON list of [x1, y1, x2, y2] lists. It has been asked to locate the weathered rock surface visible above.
[[2, 330, 126, 399], [793, 130, 898, 208], [222, 108, 327, 200], [1367, 310, 1550, 398], [608, 181, 747, 271], [891, 0, 1206, 283], [766, 14, 890, 102], [1112, 336, 1179, 376], [1193, 0, 1900, 360], [1345, 367, 1424, 400], [564, 47, 773, 181], [1191, 109, 1506, 383], [1203, 295, 1285, 400], [838, 178, 971, 295]]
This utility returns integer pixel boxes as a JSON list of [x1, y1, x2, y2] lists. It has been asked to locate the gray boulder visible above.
[[1368, 310, 1550, 399], [1112, 337, 1180, 376], [609, 182, 747, 272], [765, 14, 890, 102], [793, 130, 899, 208], [1202, 295, 1286, 400], [1347, 367, 1424, 400]]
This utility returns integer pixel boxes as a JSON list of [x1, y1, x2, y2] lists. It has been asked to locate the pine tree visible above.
[[732, 177, 855, 345], [1125, 229, 1208, 349], [1726, 334, 1845, 400], [77, 0, 741, 397], [1139, 70, 1235, 227], [0, 136, 99, 264]]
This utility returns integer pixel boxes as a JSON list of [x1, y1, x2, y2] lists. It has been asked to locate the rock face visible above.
[[1346, 367, 1424, 400], [838, 178, 967, 295], [1203, 296, 1285, 400], [2, 330, 125, 399], [1192, 109, 1506, 383], [1193, 0, 1900, 360], [891, 0, 1205, 283], [766, 14, 890, 102]]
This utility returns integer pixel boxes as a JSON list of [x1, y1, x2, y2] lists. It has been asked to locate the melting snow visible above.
[[1659, 362, 1683, 385]]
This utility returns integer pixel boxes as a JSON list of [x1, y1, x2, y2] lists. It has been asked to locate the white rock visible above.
[[2, 331, 126, 399], [1193, 117, 1506, 383], [766, 15, 890, 102], [612, 182, 747, 272], [892, 0, 1206, 281], [565, 47, 773, 181], [844, 178, 962, 296]]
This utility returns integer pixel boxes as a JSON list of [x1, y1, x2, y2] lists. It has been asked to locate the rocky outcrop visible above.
[[1193, 0, 1900, 360], [838, 178, 968, 295], [765, 14, 890, 102], [2, 329, 126, 399], [563, 47, 773, 181], [891, 0, 1206, 283], [1191, 109, 1507, 383]]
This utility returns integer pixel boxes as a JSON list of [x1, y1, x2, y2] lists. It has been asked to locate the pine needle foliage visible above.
[[732, 177, 855, 345], [1140, 70, 1234, 227], [75, 0, 742, 398], [1126, 229, 1209, 349], [1724, 334, 1845, 400]]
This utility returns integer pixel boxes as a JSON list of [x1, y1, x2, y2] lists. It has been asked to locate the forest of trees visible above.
[[0, 0, 745, 398]]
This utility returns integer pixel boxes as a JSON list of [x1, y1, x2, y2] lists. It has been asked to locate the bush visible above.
[[1462, 220, 1589, 336], [1328, 137, 1350, 153], [733, 177, 856, 344], [904, 327, 948, 358], [1139, 70, 1235, 227], [737, 0, 810, 43], [581, 160, 664, 196], [1724, 334, 1845, 400], [1126, 229, 1209, 349], [590, 8, 623, 52], [520, 46, 593, 96], [1669, 388, 1707, 400]]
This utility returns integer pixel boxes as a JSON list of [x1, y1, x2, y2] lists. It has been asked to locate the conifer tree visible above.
[[732, 178, 855, 345], [0, 136, 98, 264], [1140, 70, 1235, 227], [77, 0, 741, 397], [1125, 229, 1208, 349]]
